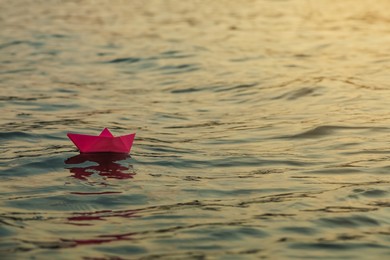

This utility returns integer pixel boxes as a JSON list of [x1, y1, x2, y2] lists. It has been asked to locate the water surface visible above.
[[2, 0, 390, 259]]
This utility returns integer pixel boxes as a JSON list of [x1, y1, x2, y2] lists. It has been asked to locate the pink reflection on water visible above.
[[61, 231, 135, 246], [65, 153, 135, 180], [67, 209, 138, 227]]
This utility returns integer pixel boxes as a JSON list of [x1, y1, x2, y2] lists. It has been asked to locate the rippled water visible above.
[[2, 0, 390, 259]]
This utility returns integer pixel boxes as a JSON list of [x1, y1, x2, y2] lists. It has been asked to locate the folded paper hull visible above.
[[67, 133, 135, 153]]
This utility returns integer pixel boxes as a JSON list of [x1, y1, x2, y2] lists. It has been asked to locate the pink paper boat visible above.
[[67, 128, 135, 154]]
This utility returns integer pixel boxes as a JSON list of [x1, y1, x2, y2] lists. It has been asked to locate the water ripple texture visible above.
[[2, 0, 390, 259]]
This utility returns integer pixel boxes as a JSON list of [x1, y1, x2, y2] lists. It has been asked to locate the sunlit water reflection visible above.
[[2, 0, 390, 259]]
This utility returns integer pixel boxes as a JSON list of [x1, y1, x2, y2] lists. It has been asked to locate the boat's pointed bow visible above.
[[119, 133, 136, 153], [67, 133, 97, 153]]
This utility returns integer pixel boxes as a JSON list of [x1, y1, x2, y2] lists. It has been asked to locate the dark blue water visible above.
[[2, 0, 390, 259]]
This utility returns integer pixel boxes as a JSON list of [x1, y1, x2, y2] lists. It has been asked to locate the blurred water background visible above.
[[2, 0, 390, 259]]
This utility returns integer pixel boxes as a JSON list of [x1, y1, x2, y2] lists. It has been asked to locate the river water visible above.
[[2, 0, 390, 259]]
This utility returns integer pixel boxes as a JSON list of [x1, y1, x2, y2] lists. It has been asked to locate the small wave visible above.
[[105, 57, 141, 63], [272, 87, 321, 100], [284, 125, 378, 139]]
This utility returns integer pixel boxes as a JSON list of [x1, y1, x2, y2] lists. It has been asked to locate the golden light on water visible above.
[[2, 0, 390, 259]]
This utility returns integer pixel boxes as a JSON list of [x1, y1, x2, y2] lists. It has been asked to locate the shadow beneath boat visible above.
[[65, 153, 135, 180]]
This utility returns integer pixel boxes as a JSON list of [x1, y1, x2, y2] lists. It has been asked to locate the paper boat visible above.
[[67, 128, 135, 154]]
